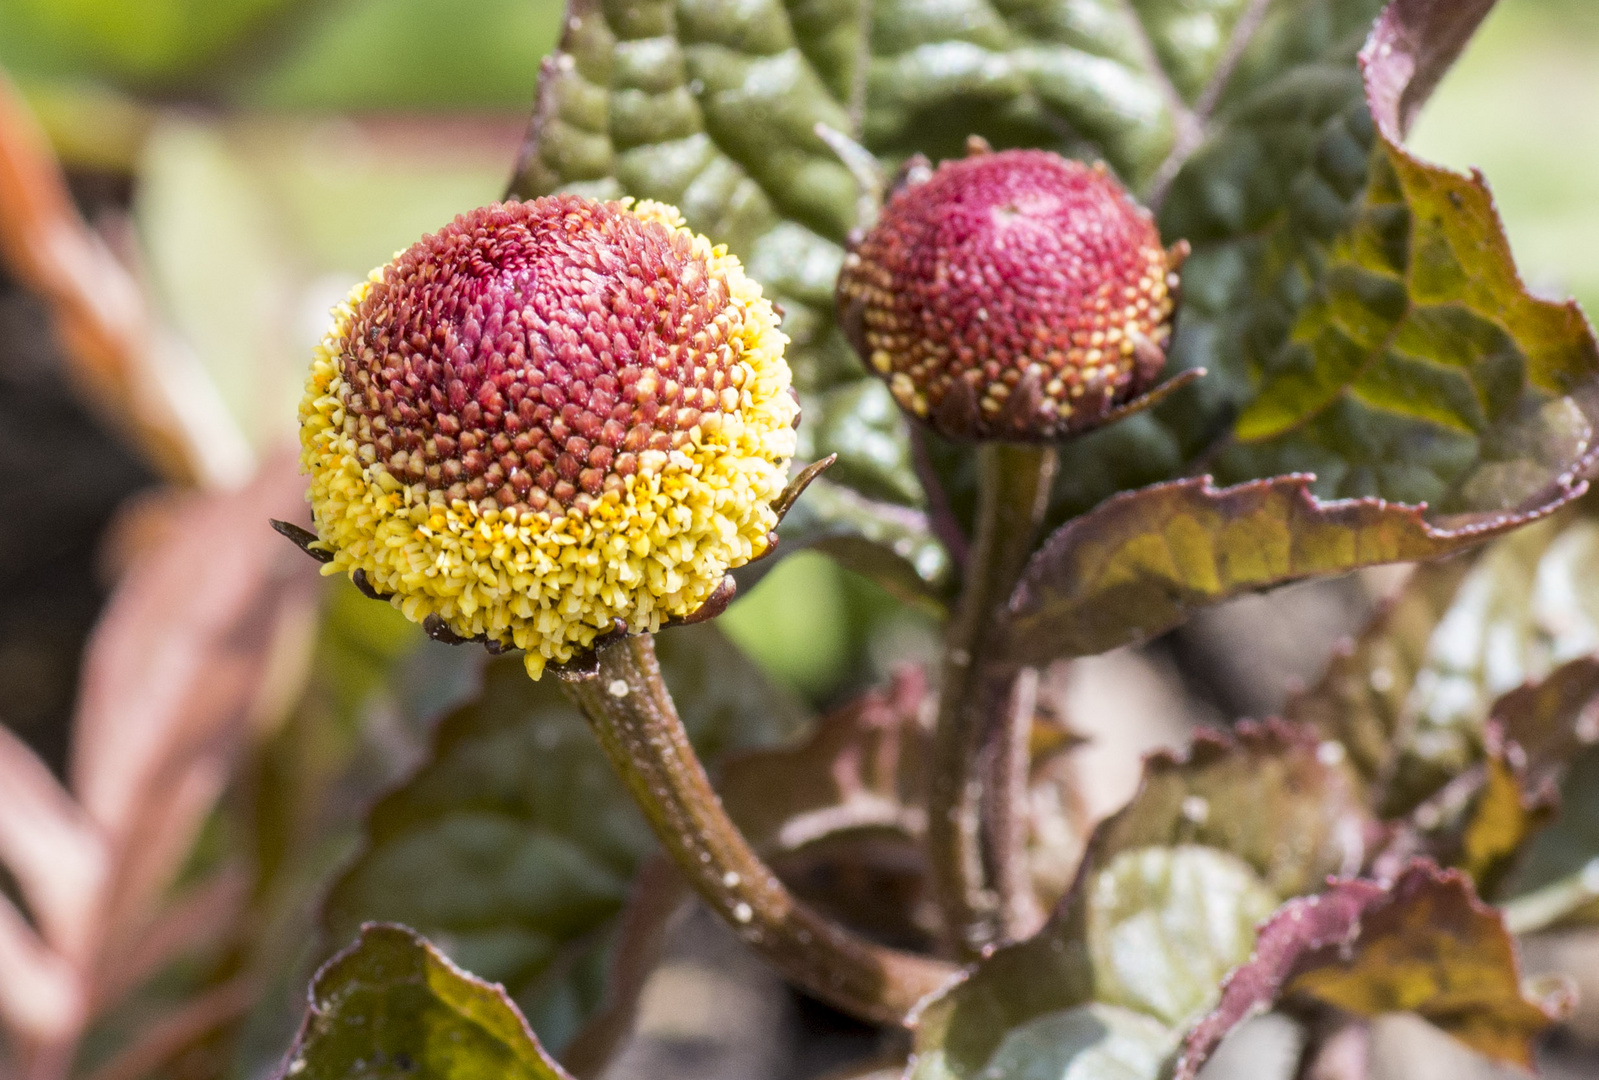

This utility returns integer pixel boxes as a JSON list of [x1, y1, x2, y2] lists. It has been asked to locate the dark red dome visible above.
[[837, 149, 1177, 441]]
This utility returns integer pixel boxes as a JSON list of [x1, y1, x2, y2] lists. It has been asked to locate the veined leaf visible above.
[[1000, 473, 1578, 667], [1172, 861, 1568, 1079], [322, 624, 807, 1057], [278, 923, 573, 1080], [908, 721, 1368, 1080], [1200, 0, 1599, 515]]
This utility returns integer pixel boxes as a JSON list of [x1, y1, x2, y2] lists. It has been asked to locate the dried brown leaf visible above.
[[71, 450, 319, 944], [0, 893, 80, 1043]]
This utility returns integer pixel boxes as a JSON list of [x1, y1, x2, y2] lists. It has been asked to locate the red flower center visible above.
[[338, 198, 747, 513]]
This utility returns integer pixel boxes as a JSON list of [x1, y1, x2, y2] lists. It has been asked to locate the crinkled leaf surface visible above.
[[1163, 0, 1599, 513], [1000, 473, 1571, 666], [506, 0, 1599, 588], [908, 721, 1366, 1080], [278, 923, 573, 1080], [323, 624, 806, 1056], [1173, 861, 1567, 1079]]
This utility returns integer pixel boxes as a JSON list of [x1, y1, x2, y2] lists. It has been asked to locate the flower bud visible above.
[[299, 197, 797, 677], [836, 147, 1182, 441]]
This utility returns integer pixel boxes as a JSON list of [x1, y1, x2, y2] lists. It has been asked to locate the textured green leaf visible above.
[[278, 923, 573, 1080], [908, 721, 1363, 1080], [1000, 472, 1577, 667], [911, 846, 1270, 1080], [510, 0, 1598, 559], [322, 624, 807, 1056], [1086, 721, 1370, 899], [1085, 847, 1278, 1029], [1193, 0, 1599, 515], [913, 1004, 1176, 1080]]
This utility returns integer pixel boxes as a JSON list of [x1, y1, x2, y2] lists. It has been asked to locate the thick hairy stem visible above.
[[562, 635, 957, 1027], [981, 665, 1044, 942], [928, 442, 1057, 958]]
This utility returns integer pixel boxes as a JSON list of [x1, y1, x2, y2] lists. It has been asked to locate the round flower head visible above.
[[299, 196, 797, 677], [837, 147, 1180, 441]]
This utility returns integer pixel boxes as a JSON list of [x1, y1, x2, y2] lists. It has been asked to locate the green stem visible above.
[[927, 442, 1057, 959], [562, 635, 957, 1027]]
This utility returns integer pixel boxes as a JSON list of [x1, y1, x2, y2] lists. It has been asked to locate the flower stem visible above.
[[561, 635, 957, 1027], [928, 442, 1057, 959]]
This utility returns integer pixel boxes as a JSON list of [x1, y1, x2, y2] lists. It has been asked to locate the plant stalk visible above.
[[562, 635, 957, 1027], [928, 442, 1057, 958]]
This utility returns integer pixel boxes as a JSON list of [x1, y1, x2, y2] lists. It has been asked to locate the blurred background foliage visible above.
[[1, 0, 1595, 705], [0, 3, 1597, 1079]]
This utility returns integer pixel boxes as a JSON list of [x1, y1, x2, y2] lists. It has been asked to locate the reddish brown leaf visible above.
[[720, 667, 929, 855], [0, 892, 81, 1042], [0, 72, 247, 487], [0, 723, 104, 962], [1002, 475, 1579, 667], [1173, 862, 1567, 1079], [1490, 656, 1599, 773], [71, 450, 319, 947], [1362, 0, 1501, 142]]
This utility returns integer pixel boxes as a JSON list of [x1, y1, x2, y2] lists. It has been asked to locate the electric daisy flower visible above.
[[299, 196, 798, 677], [837, 147, 1183, 441]]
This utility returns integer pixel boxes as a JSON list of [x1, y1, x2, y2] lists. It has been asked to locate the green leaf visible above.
[[1000, 473, 1577, 667], [322, 624, 807, 1056], [510, 0, 1599, 560], [1085, 847, 1278, 1029], [909, 721, 1364, 1080], [912, 1003, 1177, 1080], [911, 846, 1271, 1080], [278, 923, 573, 1080], [1188, 0, 1599, 516], [1087, 722, 1370, 899], [746, 476, 951, 615]]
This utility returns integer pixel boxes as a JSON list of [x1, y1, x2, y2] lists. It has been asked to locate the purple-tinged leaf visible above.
[[1173, 861, 1569, 1079], [1001, 473, 1573, 667], [908, 720, 1370, 1080]]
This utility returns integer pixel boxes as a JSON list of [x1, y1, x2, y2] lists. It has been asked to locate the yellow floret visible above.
[[297, 204, 797, 678]]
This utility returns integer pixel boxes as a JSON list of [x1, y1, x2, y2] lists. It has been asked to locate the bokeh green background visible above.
[[1, 0, 1593, 698]]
